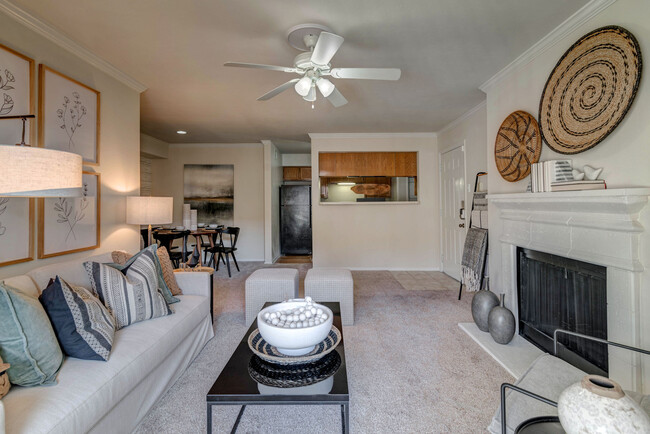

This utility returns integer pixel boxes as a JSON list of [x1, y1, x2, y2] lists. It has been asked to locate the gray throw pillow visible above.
[[84, 246, 172, 329], [0, 282, 63, 386]]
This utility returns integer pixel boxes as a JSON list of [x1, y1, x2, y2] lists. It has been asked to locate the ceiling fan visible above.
[[224, 24, 401, 108]]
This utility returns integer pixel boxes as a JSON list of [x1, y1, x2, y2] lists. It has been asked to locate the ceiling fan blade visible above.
[[257, 79, 300, 101], [330, 68, 401, 80], [310, 32, 344, 66], [327, 88, 348, 107], [224, 62, 296, 73]]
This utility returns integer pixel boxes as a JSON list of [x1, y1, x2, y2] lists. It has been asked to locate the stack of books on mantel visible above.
[[529, 160, 606, 193]]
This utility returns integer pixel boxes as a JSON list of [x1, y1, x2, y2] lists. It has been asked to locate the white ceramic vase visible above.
[[558, 375, 650, 433]]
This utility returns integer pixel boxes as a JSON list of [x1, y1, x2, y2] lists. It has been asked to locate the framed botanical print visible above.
[[38, 171, 100, 258], [0, 198, 34, 267], [0, 43, 34, 145], [38, 65, 100, 165]]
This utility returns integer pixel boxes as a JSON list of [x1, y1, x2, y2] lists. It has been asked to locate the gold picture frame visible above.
[[38, 64, 100, 166], [38, 171, 101, 259]]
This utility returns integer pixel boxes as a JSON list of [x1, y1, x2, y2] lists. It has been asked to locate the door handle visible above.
[[459, 223, 465, 228]]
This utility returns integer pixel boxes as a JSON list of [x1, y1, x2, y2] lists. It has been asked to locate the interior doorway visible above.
[[440, 144, 466, 281]]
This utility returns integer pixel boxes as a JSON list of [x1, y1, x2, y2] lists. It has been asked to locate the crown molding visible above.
[[308, 132, 437, 139], [479, 0, 617, 93], [436, 101, 486, 135], [169, 142, 263, 149], [0, 0, 147, 92]]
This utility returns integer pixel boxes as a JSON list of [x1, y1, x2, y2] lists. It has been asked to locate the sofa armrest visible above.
[[173, 272, 211, 298]]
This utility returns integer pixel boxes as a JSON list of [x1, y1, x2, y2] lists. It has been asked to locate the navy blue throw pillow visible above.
[[39, 277, 115, 361]]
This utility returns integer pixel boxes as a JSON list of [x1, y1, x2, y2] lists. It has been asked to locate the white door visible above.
[[441, 145, 466, 281]]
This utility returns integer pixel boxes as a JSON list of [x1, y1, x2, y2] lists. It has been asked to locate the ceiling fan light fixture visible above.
[[316, 78, 335, 97], [294, 76, 312, 96], [303, 85, 317, 102]]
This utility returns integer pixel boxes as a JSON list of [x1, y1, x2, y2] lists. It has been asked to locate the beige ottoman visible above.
[[305, 268, 354, 325], [245, 268, 299, 325]]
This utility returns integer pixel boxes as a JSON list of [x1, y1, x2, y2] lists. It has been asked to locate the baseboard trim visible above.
[[337, 267, 442, 271]]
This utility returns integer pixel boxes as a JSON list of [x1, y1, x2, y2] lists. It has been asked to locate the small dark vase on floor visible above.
[[488, 294, 516, 344], [471, 289, 499, 332]]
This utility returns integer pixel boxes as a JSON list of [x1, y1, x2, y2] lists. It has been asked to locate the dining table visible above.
[[188, 227, 223, 267], [152, 226, 224, 268]]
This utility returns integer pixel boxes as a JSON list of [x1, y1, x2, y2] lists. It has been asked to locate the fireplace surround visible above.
[[488, 188, 650, 393]]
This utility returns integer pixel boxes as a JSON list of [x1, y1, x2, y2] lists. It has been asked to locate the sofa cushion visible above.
[[0, 282, 63, 387], [28, 252, 113, 293], [2, 294, 208, 434], [157, 247, 182, 296], [2, 275, 39, 299], [85, 246, 172, 329], [40, 277, 115, 361]]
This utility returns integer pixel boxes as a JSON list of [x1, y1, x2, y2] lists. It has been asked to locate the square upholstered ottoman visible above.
[[245, 268, 299, 325], [305, 268, 354, 325]]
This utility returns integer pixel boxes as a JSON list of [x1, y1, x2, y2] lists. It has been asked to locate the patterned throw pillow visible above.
[[84, 246, 172, 329], [40, 277, 115, 361], [112, 247, 179, 304], [0, 282, 63, 386], [156, 247, 182, 296]]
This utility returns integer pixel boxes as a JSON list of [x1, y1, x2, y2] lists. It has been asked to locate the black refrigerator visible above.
[[280, 185, 312, 255]]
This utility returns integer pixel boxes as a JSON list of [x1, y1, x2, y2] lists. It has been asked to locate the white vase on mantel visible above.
[[558, 375, 650, 433]]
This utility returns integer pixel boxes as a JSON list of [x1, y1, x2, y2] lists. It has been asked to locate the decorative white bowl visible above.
[[208, 224, 219, 229], [175, 226, 185, 230], [198, 223, 205, 228], [257, 300, 333, 356]]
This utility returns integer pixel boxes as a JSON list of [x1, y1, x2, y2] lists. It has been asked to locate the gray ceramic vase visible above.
[[488, 294, 516, 344], [471, 289, 499, 332]]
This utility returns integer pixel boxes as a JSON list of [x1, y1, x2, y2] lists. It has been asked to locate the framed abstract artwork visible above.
[[38, 171, 101, 258], [38, 65, 100, 165], [0, 43, 34, 145], [0, 198, 34, 267], [183, 164, 234, 226]]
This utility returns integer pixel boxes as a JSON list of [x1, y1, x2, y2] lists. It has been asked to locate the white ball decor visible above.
[[558, 375, 650, 434], [256, 298, 334, 356]]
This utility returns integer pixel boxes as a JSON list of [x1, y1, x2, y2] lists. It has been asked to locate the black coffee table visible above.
[[206, 302, 349, 433]]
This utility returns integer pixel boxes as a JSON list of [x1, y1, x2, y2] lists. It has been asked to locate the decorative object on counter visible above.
[[350, 183, 391, 197], [488, 294, 516, 344], [0, 355, 10, 398], [529, 160, 573, 192], [495, 111, 541, 182], [190, 209, 198, 231], [583, 165, 603, 181], [472, 287, 499, 332], [248, 326, 341, 366], [182, 203, 191, 230], [256, 298, 334, 356], [461, 227, 488, 292], [571, 169, 585, 181], [551, 180, 606, 192], [38, 171, 100, 259], [558, 375, 650, 434], [39, 65, 100, 165], [539, 26, 642, 155]]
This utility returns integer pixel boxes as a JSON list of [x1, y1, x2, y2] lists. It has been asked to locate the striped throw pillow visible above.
[[84, 246, 172, 329]]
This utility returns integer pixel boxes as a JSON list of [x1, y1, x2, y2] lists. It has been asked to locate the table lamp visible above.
[[126, 196, 173, 246]]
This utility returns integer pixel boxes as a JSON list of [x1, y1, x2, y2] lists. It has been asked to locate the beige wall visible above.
[[282, 153, 311, 167], [150, 143, 265, 261], [263, 140, 282, 263], [483, 0, 650, 298], [309, 134, 439, 269], [140, 133, 169, 159], [0, 13, 141, 280]]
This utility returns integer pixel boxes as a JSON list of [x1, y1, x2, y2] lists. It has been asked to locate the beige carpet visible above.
[[134, 263, 513, 433], [390, 270, 459, 291]]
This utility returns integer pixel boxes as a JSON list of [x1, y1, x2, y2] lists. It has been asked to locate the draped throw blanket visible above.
[[461, 228, 488, 292]]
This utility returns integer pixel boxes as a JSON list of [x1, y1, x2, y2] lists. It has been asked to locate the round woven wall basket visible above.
[[494, 111, 541, 182], [539, 26, 642, 155]]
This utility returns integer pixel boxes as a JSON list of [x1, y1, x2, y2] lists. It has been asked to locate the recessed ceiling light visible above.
[[176, 130, 187, 135]]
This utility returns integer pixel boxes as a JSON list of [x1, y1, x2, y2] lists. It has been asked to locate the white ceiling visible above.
[[11, 0, 589, 144]]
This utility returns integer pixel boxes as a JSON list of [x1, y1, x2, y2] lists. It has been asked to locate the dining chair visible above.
[[208, 227, 240, 277]]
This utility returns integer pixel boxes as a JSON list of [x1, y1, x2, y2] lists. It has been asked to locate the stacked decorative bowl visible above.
[[257, 298, 334, 356]]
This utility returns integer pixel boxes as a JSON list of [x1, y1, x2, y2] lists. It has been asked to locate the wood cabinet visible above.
[[318, 152, 417, 177], [283, 166, 312, 181]]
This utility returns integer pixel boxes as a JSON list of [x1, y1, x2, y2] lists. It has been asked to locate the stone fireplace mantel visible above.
[[488, 188, 650, 393]]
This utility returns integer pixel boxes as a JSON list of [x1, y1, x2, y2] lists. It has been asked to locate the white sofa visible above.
[[0, 252, 214, 434]]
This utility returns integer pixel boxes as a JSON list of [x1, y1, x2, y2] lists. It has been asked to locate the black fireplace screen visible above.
[[518, 248, 608, 376]]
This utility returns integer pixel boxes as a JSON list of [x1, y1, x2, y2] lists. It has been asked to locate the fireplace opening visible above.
[[517, 248, 608, 376]]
